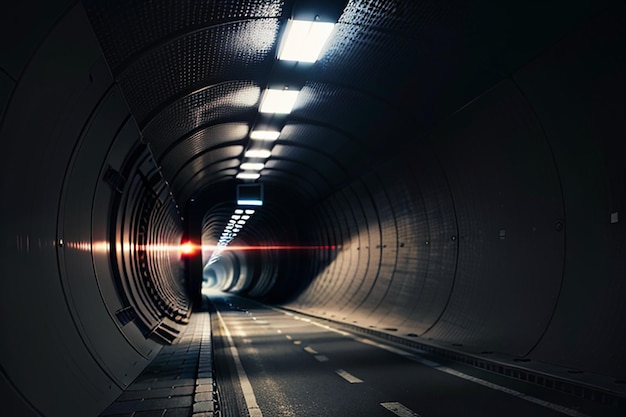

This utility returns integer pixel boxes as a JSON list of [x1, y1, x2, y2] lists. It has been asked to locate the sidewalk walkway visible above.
[[99, 300, 215, 417]]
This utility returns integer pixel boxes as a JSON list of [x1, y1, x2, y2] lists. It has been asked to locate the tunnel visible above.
[[1, 0, 626, 416]]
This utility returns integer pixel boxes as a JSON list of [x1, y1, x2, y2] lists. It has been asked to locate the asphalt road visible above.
[[209, 294, 620, 417]]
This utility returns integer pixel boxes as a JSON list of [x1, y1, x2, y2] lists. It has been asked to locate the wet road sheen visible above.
[[210, 294, 605, 417]]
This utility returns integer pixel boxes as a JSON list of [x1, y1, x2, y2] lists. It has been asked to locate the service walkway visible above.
[[99, 301, 215, 417]]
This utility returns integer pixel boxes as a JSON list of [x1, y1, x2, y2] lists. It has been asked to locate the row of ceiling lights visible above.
[[235, 19, 337, 181], [210, 19, 337, 260]]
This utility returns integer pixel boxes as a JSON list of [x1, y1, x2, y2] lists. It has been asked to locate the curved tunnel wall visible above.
[[282, 11, 626, 380], [0, 3, 190, 416], [1, 1, 625, 416]]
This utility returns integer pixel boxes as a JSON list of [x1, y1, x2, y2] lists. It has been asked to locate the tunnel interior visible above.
[[1, 0, 626, 416]]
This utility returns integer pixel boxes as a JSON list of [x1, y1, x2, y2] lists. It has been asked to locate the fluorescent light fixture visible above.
[[278, 20, 335, 62], [234, 209, 244, 214], [237, 220, 246, 225], [237, 199, 263, 206], [245, 209, 255, 215], [231, 215, 241, 220], [240, 162, 265, 171], [250, 130, 280, 141], [236, 172, 261, 180], [259, 89, 299, 114], [244, 149, 271, 158], [241, 215, 250, 220]]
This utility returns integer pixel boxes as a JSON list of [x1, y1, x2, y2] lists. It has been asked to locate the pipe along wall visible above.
[[1, 2, 625, 417]]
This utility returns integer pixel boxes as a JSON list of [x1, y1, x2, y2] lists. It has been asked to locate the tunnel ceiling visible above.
[[83, 0, 601, 214]]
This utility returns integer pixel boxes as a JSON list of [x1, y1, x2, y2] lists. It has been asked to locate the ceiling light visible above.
[[237, 220, 246, 225], [278, 20, 335, 62], [241, 215, 250, 220], [245, 209, 255, 215], [236, 172, 261, 180], [259, 89, 299, 114], [244, 149, 271, 158], [240, 163, 265, 170], [237, 199, 263, 206], [234, 209, 244, 214], [250, 130, 281, 141]]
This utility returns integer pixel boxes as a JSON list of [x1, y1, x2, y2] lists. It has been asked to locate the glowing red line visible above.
[[223, 245, 336, 251]]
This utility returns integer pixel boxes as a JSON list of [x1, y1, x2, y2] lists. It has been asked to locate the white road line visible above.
[[380, 402, 420, 417], [335, 369, 363, 383], [216, 310, 263, 417], [285, 335, 292, 340], [293, 340, 302, 345], [304, 346, 318, 354], [314, 355, 329, 362], [266, 305, 589, 417]]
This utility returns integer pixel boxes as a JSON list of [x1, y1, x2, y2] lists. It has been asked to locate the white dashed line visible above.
[[304, 346, 318, 354], [285, 335, 292, 340], [380, 402, 420, 417], [314, 355, 329, 362], [293, 340, 302, 345], [335, 369, 363, 383], [267, 305, 589, 417]]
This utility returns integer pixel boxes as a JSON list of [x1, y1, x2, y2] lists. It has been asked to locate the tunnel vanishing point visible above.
[[1, 0, 626, 416]]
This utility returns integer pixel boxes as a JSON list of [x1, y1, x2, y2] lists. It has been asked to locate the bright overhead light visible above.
[[250, 130, 280, 141], [278, 20, 335, 62], [241, 215, 250, 220], [231, 215, 241, 220], [245, 149, 271, 158], [245, 209, 255, 215], [237, 220, 246, 225], [259, 89, 299, 114], [236, 172, 261, 180], [237, 199, 263, 206], [240, 162, 265, 171], [234, 209, 244, 214]]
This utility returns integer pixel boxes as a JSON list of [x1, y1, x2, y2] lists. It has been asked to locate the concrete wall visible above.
[[0, 3, 188, 416], [278, 7, 626, 381]]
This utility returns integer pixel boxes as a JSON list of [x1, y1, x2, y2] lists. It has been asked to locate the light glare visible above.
[[245, 149, 271, 158], [259, 89, 299, 114], [237, 199, 263, 206], [278, 20, 335, 62], [240, 163, 265, 170], [236, 172, 261, 180], [250, 130, 281, 141]]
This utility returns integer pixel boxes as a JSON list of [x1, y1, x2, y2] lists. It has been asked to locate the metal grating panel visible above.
[[339, 0, 464, 38], [84, 0, 285, 71], [294, 82, 395, 141], [171, 146, 244, 190], [141, 81, 260, 158], [120, 19, 279, 122], [159, 123, 249, 174]]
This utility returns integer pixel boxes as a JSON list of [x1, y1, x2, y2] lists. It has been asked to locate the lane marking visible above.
[[304, 346, 318, 354], [335, 369, 363, 383], [380, 402, 420, 417], [314, 355, 329, 362], [216, 310, 263, 417], [285, 335, 292, 340], [266, 305, 590, 417], [293, 340, 302, 345]]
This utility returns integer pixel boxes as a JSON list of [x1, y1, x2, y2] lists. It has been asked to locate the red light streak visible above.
[[222, 245, 337, 251]]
